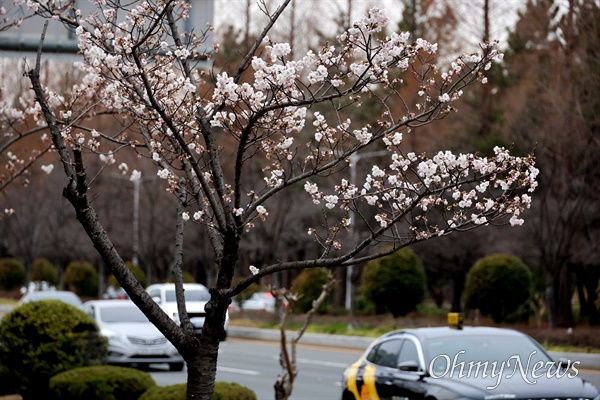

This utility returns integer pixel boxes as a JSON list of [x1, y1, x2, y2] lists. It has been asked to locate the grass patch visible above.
[[232, 319, 399, 338], [230, 314, 600, 353], [542, 344, 600, 354], [0, 298, 18, 306]]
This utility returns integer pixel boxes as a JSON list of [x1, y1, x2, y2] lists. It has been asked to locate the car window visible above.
[[367, 339, 403, 368], [366, 344, 380, 363], [99, 306, 150, 323], [148, 289, 160, 299], [165, 289, 210, 302], [398, 339, 420, 366]]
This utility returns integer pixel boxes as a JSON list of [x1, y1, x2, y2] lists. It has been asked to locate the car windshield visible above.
[[165, 289, 210, 302], [423, 334, 552, 372], [99, 305, 150, 323]]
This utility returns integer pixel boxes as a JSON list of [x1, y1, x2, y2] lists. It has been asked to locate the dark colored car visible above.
[[341, 326, 599, 400]]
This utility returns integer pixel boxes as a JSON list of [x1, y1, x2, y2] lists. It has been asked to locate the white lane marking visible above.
[[293, 357, 348, 368], [218, 366, 260, 375]]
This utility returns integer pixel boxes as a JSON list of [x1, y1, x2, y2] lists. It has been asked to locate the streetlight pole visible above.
[[108, 172, 155, 267], [132, 176, 140, 266], [345, 150, 388, 316]]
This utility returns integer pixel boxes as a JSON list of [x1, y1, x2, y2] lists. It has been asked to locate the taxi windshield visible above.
[[423, 334, 552, 372]]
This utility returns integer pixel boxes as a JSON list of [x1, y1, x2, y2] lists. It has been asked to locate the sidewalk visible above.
[[228, 326, 600, 371]]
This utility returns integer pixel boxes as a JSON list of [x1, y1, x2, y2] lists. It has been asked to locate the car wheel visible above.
[[169, 362, 185, 371]]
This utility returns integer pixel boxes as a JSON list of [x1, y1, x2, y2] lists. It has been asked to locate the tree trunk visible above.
[[583, 266, 600, 326], [573, 264, 589, 317], [477, 0, 492, 138], [546, 271, 556, 328], [451, 270, 464, 312], [428, 283, 445, 308], [186, 329, 221, 399], [185, 231, 238, 399], [555, 264, 574, 327], [333, 268, 346, 308]]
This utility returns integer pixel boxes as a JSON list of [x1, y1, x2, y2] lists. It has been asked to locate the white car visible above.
[[240, 291, 277, 312], [146, 283, 229, 340], [82, 300, 184, 371], [19, 290, 82, 308]]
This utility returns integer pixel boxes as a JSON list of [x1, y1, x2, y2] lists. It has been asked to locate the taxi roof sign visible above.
[[448, 312, 464, 329]]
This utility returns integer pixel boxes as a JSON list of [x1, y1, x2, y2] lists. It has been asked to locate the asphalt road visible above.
[[150, 338, 361, 399], [149, 338, 600, 400]]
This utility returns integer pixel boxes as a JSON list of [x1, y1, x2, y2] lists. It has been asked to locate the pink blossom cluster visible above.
[[304, 146, 537, 248], [0, 3, 536, 244]]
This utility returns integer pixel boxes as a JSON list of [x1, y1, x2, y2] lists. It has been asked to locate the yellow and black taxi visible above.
[[342, 315, 599, 400]]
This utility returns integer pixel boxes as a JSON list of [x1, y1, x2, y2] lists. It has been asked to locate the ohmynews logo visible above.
[[428, 351, 580, 390]]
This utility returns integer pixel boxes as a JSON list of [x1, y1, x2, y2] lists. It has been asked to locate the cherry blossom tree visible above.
[[1, 0, 538, 398]]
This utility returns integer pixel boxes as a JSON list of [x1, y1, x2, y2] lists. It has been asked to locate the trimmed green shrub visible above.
[[30, 257, 58, 286], [291, 268, 332, 313], [182, 271, 195, 283], [167, 270, 196, 284], [465, 253, 532, 323], [596, 278, 600, 311], [108, 261, 147, 289], [138, 383, 186, 400], [213, 382, 257, 400], [0, 364, 15, 396], [49, 365, 155, 400], [63, 261, 99, 296], [0, 300, 107, 399], [0, 258, 26, 290], [360, 247, 427, 317], [138, 382, 256, 400]]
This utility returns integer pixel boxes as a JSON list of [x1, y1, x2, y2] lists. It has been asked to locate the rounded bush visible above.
[[108, 261, 147, 289], [138, 383, 185, 400], [49, 365, 155, 400], [30, 257, 58, 286], [138, 382, 256, 400], [360, 247, 427, 317], [213, 382, 257, 400], [291, 268, 332, 313], [167, 270, 196, 284], [63, 261, 99, 296], [0, 364, 15, 396], [0, 300, 107, 399], [0, 258, 26, 290], [465, 253, 532, 323]]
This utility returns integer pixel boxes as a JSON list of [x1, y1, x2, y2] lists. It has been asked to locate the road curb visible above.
[[228, 326, 600, 371], [229, 326, 374, 349]]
